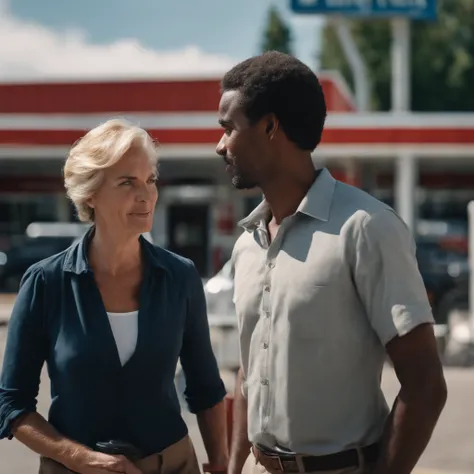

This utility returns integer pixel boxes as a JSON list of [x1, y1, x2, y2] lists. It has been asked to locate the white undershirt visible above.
[[106, 310, 139, 366]]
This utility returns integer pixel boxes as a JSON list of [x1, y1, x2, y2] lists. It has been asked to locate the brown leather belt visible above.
[[254, 442, 379, 473]]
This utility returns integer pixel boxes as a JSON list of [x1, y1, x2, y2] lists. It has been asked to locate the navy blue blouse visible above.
[[0, 230, 226, 456]]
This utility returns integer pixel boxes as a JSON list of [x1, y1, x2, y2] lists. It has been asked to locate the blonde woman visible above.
[[0, 119, 228, 474]]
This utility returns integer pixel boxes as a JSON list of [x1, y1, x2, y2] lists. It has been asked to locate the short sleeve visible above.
[[0, 265, 48, 439], [352, 209, 434, 345]]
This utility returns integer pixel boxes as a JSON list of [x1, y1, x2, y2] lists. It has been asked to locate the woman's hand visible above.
[[70, 450, 143, 474]]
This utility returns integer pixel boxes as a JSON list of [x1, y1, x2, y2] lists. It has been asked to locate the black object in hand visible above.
[[95, 440, 143, 461]]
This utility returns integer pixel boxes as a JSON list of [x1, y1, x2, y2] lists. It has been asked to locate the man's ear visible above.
[[265, 115, 279, 139]]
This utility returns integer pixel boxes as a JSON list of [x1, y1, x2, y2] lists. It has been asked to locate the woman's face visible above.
[[88, 146, 158, 237]]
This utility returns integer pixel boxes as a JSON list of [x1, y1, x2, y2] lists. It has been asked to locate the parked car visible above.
[[204, 259, 240, 371], [0, 222, 153, 293], [0, 223, 87, 292], [429, 267, 474, 364]]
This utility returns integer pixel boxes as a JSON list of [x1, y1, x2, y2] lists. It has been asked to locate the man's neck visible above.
[[261, 166, 319, 225]]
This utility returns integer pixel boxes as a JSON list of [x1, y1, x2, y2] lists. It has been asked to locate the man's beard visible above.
[[231, 170, 258, 190]]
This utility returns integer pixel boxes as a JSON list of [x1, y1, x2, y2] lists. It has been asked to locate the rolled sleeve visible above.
[[180, 262, 226, 414], [352, 209, 434, 345], [0, 265, 48, 439]]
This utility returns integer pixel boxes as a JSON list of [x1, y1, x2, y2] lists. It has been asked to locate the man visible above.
[[216, 51, 447, 474]]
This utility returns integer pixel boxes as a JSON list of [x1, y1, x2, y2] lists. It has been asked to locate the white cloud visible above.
[[0, 0, 237, 80]]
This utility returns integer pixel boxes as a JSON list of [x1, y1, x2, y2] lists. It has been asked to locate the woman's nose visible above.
[[137, 183, 153, 201]]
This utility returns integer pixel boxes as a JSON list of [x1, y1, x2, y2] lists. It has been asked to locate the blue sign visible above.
[[291, 0, 437, 20]]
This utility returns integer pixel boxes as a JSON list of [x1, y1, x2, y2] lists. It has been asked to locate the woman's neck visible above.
[[88, 226, 142, 276]]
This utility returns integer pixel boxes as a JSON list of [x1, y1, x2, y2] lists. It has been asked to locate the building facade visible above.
[[1, 74, 474, 276]]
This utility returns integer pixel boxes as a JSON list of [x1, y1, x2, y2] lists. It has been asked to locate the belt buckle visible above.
[[277, 456, 299, 473]]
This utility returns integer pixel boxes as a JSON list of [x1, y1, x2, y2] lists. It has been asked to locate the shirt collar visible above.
[[63, 225, 169, 274], [238, 167, 337, 232]]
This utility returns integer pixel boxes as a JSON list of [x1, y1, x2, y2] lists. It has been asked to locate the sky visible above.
[[0, 0, 324, 81]]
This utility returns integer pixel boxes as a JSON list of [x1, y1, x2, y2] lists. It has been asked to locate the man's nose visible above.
[[216, 136, 226, 156]]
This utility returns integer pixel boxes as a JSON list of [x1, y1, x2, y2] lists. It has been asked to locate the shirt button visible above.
[[262, 342, 269, 349], [264, 285, 270, 292], [261, 379, 269, 386], [268, 262, 275, 269], [264, 311, 270, 318]]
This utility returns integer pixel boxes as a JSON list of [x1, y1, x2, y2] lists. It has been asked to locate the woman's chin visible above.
[[128, 217, 153, 234]]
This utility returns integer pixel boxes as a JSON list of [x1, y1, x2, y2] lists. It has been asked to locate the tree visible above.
[[261, 5, 293, 55], [320, 0, 474, 111]]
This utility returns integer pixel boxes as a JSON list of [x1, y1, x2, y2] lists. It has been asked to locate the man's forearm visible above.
[[197, 399, 229, 467], [374, 382, 447, 474], [228, 369, 252, 474]]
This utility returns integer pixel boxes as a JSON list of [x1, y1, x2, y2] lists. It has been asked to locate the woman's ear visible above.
[[86, 197, 95, 209]]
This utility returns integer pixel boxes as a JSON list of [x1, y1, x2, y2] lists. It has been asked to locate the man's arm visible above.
[[228, 369, 252, 474], [374, 324, 447, 474], [349, 209, 447, 473]]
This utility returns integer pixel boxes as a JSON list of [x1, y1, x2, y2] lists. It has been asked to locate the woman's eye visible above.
[[120, 180, 132, 186]]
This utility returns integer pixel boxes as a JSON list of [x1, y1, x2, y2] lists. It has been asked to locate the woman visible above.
[[0, 119, 229, 474]]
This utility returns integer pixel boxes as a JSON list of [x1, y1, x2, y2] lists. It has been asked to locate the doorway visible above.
[[167, 204, 210, 276]]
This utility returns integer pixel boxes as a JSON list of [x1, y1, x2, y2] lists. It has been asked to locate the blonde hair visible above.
[[64, 118, 159, 222]]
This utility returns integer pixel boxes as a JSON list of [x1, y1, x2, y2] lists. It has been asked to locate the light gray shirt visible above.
[[231, 168, 434, 456]]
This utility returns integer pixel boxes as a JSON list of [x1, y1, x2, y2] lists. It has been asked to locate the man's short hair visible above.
[[221, 51, 327, 151]]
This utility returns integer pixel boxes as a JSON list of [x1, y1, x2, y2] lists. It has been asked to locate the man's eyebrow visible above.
[[218, 118, 233, 127]]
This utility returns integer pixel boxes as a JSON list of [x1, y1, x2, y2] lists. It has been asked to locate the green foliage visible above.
[[261, 5, 293, 55], [320, 0, 474, 111]]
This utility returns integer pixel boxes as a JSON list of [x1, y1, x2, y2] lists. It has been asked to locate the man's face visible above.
[[216, 90, 269, 190]]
